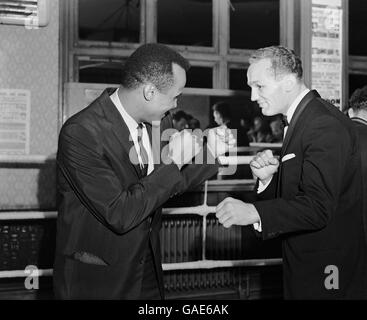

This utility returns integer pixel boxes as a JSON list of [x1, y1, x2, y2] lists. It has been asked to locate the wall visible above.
[[0, 1, 60, 210]]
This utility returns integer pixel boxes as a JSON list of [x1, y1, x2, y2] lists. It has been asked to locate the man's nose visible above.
[[251, 89, 258, 101]]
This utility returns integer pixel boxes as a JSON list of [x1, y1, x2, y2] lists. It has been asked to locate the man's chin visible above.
[[261, 108, 274, 117]]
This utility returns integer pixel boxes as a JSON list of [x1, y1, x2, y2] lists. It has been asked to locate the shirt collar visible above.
[[110, 88, 142, 135], [286, 88, 310, 123], [351, 117, 367, 126]]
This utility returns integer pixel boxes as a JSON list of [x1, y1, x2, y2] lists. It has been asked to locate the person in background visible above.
[[348, 85, 367, 296], [212, 101, 231, 127], [269, 116, 284, 143], [212, 102, 249, 146], [247, 116, 273, 143], [172, 110, 189, 131], [186, 113, 201, 130]]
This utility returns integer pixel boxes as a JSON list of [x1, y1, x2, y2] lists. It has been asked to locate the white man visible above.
[[216, 46, 366, 299]]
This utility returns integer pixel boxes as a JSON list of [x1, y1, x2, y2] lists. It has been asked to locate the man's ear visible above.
[[283, 74, 297, 92], [143, 84, 156, 101], [348, 108, 355, 118]]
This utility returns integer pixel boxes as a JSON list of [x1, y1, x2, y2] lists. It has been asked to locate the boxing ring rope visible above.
[[0, 154, 56, 164]]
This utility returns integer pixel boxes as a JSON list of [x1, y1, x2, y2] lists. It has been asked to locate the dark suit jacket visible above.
[[254, 90, 366, 299], [53, 88, 219, 299], [352, 117, 367, 247]]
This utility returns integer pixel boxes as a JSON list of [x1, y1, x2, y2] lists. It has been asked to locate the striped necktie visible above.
[[137, 123, 149, 177]]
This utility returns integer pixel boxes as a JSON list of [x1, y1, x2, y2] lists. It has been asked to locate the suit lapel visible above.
[[281, 90, 320, 157], [99, 88, 143, 179], [276, 90, 320, 197]]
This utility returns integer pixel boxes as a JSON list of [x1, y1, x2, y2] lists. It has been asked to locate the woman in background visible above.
[[212, 102, 249, 146]]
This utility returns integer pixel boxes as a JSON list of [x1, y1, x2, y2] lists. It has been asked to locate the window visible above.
[[186, 66, 213, 88], [229, 67, 249, 91], [230, 0, 280, 49], [78, 0, 141, 43], [66, 0, 284, 90], [348, 0, 367, 98], [157, 0, 213, 47], [349, 0, 367, 56], [349, 74, 367, 99], [78, 57, 126, 84]]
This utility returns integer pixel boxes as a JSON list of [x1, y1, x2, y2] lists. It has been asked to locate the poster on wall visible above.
[[0, 89, 31, 155], [311, 0, 343, 109]]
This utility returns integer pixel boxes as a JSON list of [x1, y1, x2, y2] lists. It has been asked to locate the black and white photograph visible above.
[[0, 0, 366, 310]]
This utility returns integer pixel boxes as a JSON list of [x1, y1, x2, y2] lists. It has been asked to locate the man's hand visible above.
[[207, 126, 236, 158], [169, 130, 201, 170], [250, 149, 279, 185], [216, 197, 260, 228]]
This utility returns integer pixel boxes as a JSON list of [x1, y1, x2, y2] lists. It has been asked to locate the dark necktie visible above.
[[281, 115, 289, 128], [137, 123, 149, 177]]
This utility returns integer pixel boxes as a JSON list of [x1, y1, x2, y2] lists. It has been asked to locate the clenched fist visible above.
[[169, 129, 201, 169], [249, 149, 279, 185], [216, 197, 260, 228], [207, 126, 236, 158]]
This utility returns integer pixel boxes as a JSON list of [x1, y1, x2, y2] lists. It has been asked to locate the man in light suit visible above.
[[216, 46, 366, 299], [53, 43, 232, 299]]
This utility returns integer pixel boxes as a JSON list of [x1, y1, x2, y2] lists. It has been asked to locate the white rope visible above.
[[249, 142, 282, 149], [162, 259, 282, 271], [0, 211, 57, 220], [0, 154, 56, 164], [0, 259, 283, 278], [162, 205, 215, 216], [218, 155, 253, 165], [0, 269, 53, 279]]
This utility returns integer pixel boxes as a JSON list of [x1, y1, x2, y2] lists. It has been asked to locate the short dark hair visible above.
[[249, 45, 303, 80], [212, 102, 231, 122], [349, 85, 367, 111], [121, 43, 190, 92], [172, 110, 188, 121]]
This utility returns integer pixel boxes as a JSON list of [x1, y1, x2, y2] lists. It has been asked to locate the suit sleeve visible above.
[[57, 123, 184, 235], [256, 175, 277, 201], [179, 145, 219, 192], [254, 115, 353, 240]]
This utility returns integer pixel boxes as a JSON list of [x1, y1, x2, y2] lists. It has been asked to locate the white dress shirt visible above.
[[110, 88, 154, 175], [254, 88, 310, 231]]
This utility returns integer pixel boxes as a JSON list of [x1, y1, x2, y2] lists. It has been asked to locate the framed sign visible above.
[[311, 0, 344, 109]]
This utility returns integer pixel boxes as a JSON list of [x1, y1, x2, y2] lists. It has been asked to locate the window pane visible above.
[[79, 58, 125, 84], [229, 68, 250, 91], [79, 0, 140, 43], [186, 67, 213, 88], [349, 74, 367, 99], [158, 0, 212, 47], [230, 0, 279, 49], [349, 0, 367, 55]]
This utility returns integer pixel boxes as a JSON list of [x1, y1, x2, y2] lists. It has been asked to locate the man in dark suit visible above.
[[216, 46, 366, 299], [348, 85, 367, 297], [53, 43, 232, 299]]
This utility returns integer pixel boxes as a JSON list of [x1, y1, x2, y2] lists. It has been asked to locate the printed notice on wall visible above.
[[0, 89, 31, 155], [312, 0, 343, 109]]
